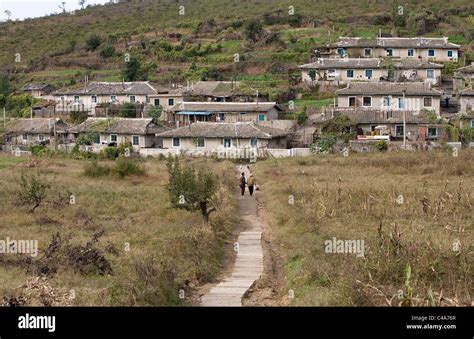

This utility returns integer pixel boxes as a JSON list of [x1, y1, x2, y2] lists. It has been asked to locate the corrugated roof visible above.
[[329, 37, 460, 49], [171, 102, 281, 112], [68, 118, 169, 135], [157, 122, 288, 139], [336, 82, 442, 96]]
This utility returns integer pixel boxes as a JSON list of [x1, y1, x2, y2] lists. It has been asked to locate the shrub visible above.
[[75, 133, 95, 146], [244, 20, 263, 42], [99, 44, 116, 58], [103, 147, 120, 160], [85, 33, 102, 51], [119, 103, 137, 118], [374, 140, 388, 152], [313, 135, 337, 153], [83, 160, 111, 178], [16, 173, 51, 212], [29, 145, 47, 156], [296, 105, 308, 125], [147, 105, 162, 119], [70, 111, 88, 124], [114, 157, 145, 178]]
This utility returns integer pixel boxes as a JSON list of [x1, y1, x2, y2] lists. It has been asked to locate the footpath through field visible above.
[[200, 166, 264, 306]]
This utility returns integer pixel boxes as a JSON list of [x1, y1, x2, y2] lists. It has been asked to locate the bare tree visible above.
[[4, 10, 12, 21], [78, 0, 86, 9], [59, 1, 66, 13]]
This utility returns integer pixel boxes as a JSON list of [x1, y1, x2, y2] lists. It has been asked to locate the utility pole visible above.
[[402, 90, 406, 149], [3, 107, 5, 130]]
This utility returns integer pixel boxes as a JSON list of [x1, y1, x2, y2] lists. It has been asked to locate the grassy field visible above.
[[253, 150, 473, 306], [0, 155, 238, 306]]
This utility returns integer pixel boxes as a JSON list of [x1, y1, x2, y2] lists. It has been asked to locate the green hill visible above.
[[0, 0, 473, 93]]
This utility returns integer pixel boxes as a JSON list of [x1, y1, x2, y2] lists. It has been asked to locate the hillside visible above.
[[0, 0, 473, 96]]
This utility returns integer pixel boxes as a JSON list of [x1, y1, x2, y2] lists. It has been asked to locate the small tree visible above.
[[85, 33, 102, 51], [166, 157, 218, 221], [296, 105, 308, 125], [122, 57, 147, 81], [244, 20, 263, 42], [17, 174, 51, 213], [147, 105, 162, 120], [100, 44, 116, 58]]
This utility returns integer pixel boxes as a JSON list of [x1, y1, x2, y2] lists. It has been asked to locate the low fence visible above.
[[140, 147, 312, 159]]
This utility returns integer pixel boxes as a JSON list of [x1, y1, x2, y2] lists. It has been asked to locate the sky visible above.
[[0, 0, 110, 21]]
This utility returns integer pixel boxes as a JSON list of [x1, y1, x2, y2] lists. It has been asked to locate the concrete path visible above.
[[200, 166, 263, 306]]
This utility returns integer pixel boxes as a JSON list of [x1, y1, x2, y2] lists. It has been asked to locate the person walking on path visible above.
[[239, 172, 246, 196], [247, 173, 256, 196]]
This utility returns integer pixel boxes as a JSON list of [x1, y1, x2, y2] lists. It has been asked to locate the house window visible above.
[[38, 134, 44, 142], [129, 95, 136, 103], [383, 96, 391, 107], [365, 69, 373, 79], [94, 133, 100, 144], [91, 95, 97, 103], [386, 49, 393, 57], [132, 135, 139, 146], [427, 127, 438, 137], [250, 138, 258, 148], [22, 134, 28, 140], [154, 98, 160, 106], [362, 97, 372, 107], [347, 69, 354, 78], [218, 113, 225, 121], [427, 69, 435, 79], [239, 112, 246, 115], [172, 137, 180, 147], [74, 95, 80, 102], [349, 97, 356, 107], [110, 95, 116, 102], [398, 98, 404, 109], [223, 138, 231, 148], [60, 96, 65, 101], [471, 120, 474, 128], [258, 114, 265, 121], [428, 49, 435, 57], [364, 48, 372, 57], [197, 137, 205, 148], [447, 50, 453, 58], [396, 125, 404, 136], [407, 49, 414, 57], [110, 134, 118, 142], [168, 98, 174, 106], [337, 48, 344, 56], [423, 97, 432, 107], [327, 69, 336, 75]]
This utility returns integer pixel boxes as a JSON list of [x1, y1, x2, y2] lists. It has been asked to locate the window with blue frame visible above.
[[94, 133, 100, 144], [471, 120, 474, 128], [347, 69, 354, 78], [383, 96, 391, 107], [365, 69, 373, 78], [172, 137, 180, 147], [427, 69, 435, 79], [132, 135, 139, 146], [447, 50, 453, 58], [223, 138, 231, 148], [398, 98, 404, 109], [428, 49, 435, 57], [250, 138, 258, 148], [258, 114, 265, 121], [337, 48, 344, 56]]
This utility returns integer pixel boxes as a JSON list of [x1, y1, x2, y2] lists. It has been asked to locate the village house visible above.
[[326, 37, 460, 62], [68, 117, 169, 151], [171, 102, 282, 124], [181, 81, 266, 102], [299, 58, 443, 85], [336, 82, 442, 115], [51, 82, 159, 116], [3, 118, 69, 149], [453, 64, 474, 93], [459, 89, 474, 114], [20, 83, 54, 98], [156, 122, 289, 155]]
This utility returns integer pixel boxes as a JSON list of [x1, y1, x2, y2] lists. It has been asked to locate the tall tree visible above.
[[4, 10, 12, 21], [78, 0, 87, 9]]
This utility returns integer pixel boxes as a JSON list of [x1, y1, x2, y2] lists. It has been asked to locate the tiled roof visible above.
[[157, 122, 288, 139], [171, 102, 281, 112], [68, 118, 168, 135], [319, 108, 441, 124], [454, 64, 474, 74], [5, 118, 68, 134], [329, 37, 460, 49], [299, 58, 443, 70], [182, 81, 243, 97], [20, 83, 51, 91], [459, 88, 474, 96], [336, 82, 442, 96], [54, 82, 158, 95]]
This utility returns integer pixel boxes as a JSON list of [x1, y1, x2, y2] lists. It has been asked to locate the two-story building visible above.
[[328, 37, 460, 62], [299, 58, 443, 85], [336, 82, 442, 115]]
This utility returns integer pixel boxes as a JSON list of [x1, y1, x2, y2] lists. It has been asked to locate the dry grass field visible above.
[[253, 150, 473, 306], [0, 155, 237, 306]]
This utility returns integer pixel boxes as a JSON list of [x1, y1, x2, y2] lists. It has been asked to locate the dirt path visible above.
[[199, 166, 264, 306]]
